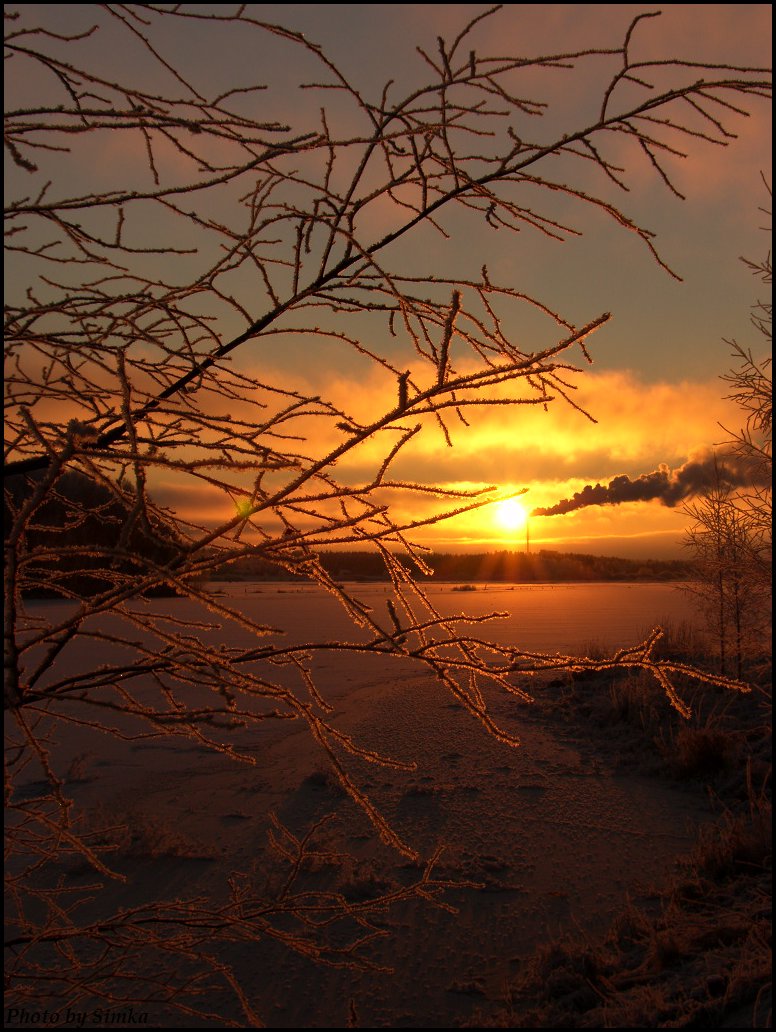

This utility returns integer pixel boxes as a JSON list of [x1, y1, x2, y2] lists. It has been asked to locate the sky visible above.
[[5, 4, 773, 559]]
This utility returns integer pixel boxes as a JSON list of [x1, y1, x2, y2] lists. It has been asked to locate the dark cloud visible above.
[[532, 449, 770, 517]]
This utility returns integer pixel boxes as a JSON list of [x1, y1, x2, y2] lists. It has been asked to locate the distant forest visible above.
[[5, 470, 692, 591], [217, 549, 692, 584]]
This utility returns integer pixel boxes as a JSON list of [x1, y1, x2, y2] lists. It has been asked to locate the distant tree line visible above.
[[217, 548, 692, 584], [5, 470, 691, 596]]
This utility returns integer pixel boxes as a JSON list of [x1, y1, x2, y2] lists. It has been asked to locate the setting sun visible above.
[[494, 499, 529, 532]]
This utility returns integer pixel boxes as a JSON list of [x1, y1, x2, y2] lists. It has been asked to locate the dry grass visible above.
[[662, 723, 738, 779], [607, 672, 664, 732], [472, 798, 771, 1027], [470, 643, 772, 1030], [534, 618, 770, 787]]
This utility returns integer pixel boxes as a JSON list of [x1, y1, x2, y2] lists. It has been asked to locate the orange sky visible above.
[[147, 360, 750, 558], [6, 5, 772, 559]]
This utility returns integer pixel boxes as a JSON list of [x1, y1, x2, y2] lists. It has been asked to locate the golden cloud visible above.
[[146, 355, 743, 560]]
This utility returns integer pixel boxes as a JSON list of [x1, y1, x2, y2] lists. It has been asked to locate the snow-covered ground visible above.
[[10, 582, 712, 1027]]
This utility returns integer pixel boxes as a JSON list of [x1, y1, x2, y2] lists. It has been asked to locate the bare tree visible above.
[[720, 238, 773, 586], [684, 205, 772, 677], [4, 6, 770, 1024], [684, 458, 765, 678]]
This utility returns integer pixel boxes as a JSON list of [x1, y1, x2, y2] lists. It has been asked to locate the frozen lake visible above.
[[205, 578, 701, 655], [19, 580, 703, 711], [15, 578, 705, 769], [11, 579, 716, 1029]]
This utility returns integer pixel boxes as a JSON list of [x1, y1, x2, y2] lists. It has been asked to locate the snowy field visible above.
[[10, 581, 713, 1027]]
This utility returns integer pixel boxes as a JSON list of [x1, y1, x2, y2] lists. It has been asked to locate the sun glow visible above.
[[494, 498, 528, 532]]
